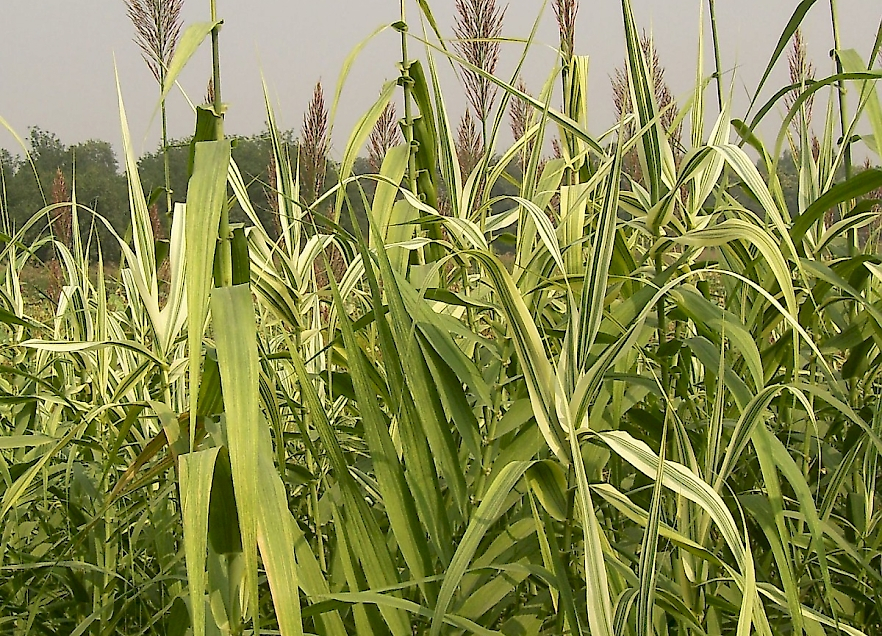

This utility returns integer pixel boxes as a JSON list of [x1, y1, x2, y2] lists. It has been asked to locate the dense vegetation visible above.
[[0, 124, 867, 264], [1, 130, 356, 261], [1, 0, 882, 634]]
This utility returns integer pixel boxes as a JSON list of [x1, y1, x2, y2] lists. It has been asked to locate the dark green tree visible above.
[[3, 128, 128, 260]]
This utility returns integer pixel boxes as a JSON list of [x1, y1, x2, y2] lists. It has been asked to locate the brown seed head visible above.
[[456, 108, 483, 176], [509, 80, 535, 170], [265, 154, 280, 215], [509, 80, 530, 142], [866, 157, 882, 208], [553, 0, 579, 60], [611, 31, 681, 144], [125, 0, 184, 83], [300, 82, 331, 206], [313, 243, 347, 289], [453, 0, 507, 122], [205, 77, 215, 106], [149, 203, 165, 240], [785, 29, 815, 131], [50, 169, 72, 248], [368, 103, 402, 172]]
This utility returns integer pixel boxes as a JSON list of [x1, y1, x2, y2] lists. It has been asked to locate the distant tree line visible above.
[[0, 125, 524, 263], [1, 125, 872, 264], [0, 127, 380, 262], [1, 128, 129, 259]]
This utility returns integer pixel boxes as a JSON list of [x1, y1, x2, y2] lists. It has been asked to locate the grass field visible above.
[[1, 0, 882, 634]]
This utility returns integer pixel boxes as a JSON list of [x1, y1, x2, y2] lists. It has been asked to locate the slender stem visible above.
[[210, 0, 232, 288], [210, 0, 224, 139], [829, 0, 855, 253], [829, 0, 850, 178], [399, 1, 418, 196], [398, 2, 450, 270], [0, 154, 8, 232], [160, 90, 173, 218], [655, 250, 670, 393], [558, 24, 576, 186], [872, 19, 882, 68], [707, 0, 724, 112], [475, 406, 497, 502]]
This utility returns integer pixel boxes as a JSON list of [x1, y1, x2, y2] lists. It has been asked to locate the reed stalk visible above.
[[707, 0, 724, 111], [124, 0, 183, 217]]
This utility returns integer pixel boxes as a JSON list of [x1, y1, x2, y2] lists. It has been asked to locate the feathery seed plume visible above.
[[611, 30, 682, 179], [456, 108, 482, 176], [149, 203, 164, 240], [368, 103, 402, 172], [265, 154, 280, 216], [205, 77, 216, 106], [300, 82, 331, 206], [126, 0, 184, 216], [611, 31, 680, 141], [453, 0, 506, 124], [509, 80, 535, 171], [48, 169, 72, 300], [785, 29, 816, 142], [124, 0, 184, 83], [51, 169, 72, 249], [553, 0, 579, 61]]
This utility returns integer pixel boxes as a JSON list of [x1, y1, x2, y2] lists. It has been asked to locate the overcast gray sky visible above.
[[0, 0, 879, 160]]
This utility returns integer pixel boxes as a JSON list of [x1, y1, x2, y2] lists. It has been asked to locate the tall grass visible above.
[[1, 0, 882, 634], [125, 0, 184, 217]]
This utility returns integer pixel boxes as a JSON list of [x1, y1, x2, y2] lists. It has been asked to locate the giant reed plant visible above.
[[2, 0, 882, 634], [125, 0, 184, 217]]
